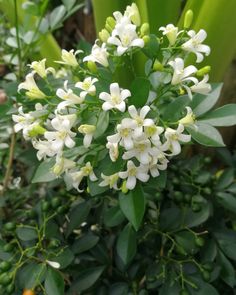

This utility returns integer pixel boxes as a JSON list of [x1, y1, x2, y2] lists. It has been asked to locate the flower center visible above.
[[120, 128, 131, 137], [111, 95, 121, 104], [129, 167, 137, 176]]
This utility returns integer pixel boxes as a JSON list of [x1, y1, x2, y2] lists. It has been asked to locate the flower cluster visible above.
[[13, 4, 213, 192]]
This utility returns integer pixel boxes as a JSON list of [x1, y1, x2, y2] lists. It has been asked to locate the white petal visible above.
[[126, 176, 136, 190]]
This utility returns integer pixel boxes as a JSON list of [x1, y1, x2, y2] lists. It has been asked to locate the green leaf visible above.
[[17, 263, 46, 289], [49, 248, 74, 269], [187, 276, 219, 295], [162, 95, 190, 121], [216, 168, 234, 190], [183, 202, 211, 228], [217, 192, 236, 214], [186, 122, 225, 147], [87, 178, 108, 196], [32, 159, 57, 183], [94, 111, 109, 138], [142, 34, 159, 58], [109, 283, 129, 295], [66, 201, 91, 237], [217, 250, 236, 287], [71, 233, 99, 254], [129, 77, 150, 107], [175, 231, 198, 254], [49, 5, 67, 29], [45, 268, 64, 295], [62, 0, 76, 11], [190, 83, 223, 117], [160, 207, 181, 231], [214, 230, 236, 261], [116, 223, 137, 265], [16, 227, 38, 241], [199, 104, 236, 126], [69, 266, 105, 292], [104, 206, 125, 227], [119, 184, 145, 231]]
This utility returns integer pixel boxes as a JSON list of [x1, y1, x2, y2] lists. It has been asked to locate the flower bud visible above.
[[140, 23, 150, 37], [78, 124, 96, 135], [121, 181, 128, 194], [142, 35, 150, 45], [179, 107, 195, 125], [153, 59, 164, 72], [196, 66, 211, 77], [28, 125, 46, 137], [179, 87, 185, 95], [184, 10, 193, 29], [87, 61, 98, 73], [99, 29, 110, 43], [106, 16, 116, 30], [105, 23, 113, 33]]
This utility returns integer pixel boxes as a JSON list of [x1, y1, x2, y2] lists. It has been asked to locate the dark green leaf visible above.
[[183, 202, 211, 228], [162, 95, 190, 121], [217, 250, 236, 287], [175, 231, 198, 254], [94, 111, 109, 138], [87, 178, 108, 196], [199, 104, 236, 126], [17, 263, 46, 289], [69, 266, 105, 292], [45, 267, 64, 295], [129, 77, 150, 107], [186, 122, 225, 147], [32, 159, 57, 183], [214, 230, 236, 261], [116, 223, 137, 265], [142, 34, 159, 58], [119, 184, 145, 231], [215, 168, 234, 190], [187, 276, 219, 295], [190, 83, 223, 117], [217, 192, 236, 213], [71, 234, 99, 254], [16, 227, 37, 241], [104, 206, 125, 227], [109, 283, 129, 295], [159, 207, 181, 231], [49, 248, 74, 269], [66, 201, 91, 237]]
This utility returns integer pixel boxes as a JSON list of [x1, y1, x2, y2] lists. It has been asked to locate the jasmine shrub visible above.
[[9, 3, 236, 294]]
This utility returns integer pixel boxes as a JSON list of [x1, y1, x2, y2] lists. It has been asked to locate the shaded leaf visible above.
[[71, 234, 99, 254], [129, 77, 150, 107], [45, 267, 64, 295], [104, 206, 125, 227], [217, 250, 236, 287], [217, 192, 236, 214], [16, 227, 37, 241], [32, 159, 56, 183]]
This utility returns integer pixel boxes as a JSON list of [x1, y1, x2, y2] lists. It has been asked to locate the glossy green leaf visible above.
[[190, 84, 223, 117], [142, 34, 159, 58], [94, 111, 109, 138], [217, 192, 236, 214], [187, 276, 219, 295], [199, 104, 236, 126], [66, 201, 91, 237], [69, 266, 105, 292], [32, 159, 57, 183], [17, 263, 46, 289], [45, 268, 64, 295], [62, 0, 76, 11], [71, 233, 99, 254], [104, 206, 125, 227], [186, 122, 225, 147], [216, 168, 234, 190], [214, 230, 236, 261], [129, 77, 150, 107], [49, 5, 67, 29], [175, 231, 198, 254], [49, 248, 74, 269], [116, 223, 137, 265], [16, 227, 37, 241], [119, 184, 145, 231], [183, 202, 211, 228], [217, 250, 236, 287], [162, 95, 190, 122], [109, 283, 129, 295]]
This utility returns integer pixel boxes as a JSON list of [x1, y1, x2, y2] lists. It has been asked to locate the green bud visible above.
[[203, 262, 214, 272], [28, 124, 46, 137], [184, 10, 193, 29], [106, 16, 116, 30], [4, 222, 16, 231], [195, 236, 205, 247], [202, 270, 210, 282], [3, 244, 14, 252], [153, 59, 164, 72], [87, 61, 97, 73], [121, 181, 128, 194], [41, 201, 50, 212], [140, 23, 150, 36], [99, 29, 110, 43], [6, 283, 14, 294], [142, 35, 150, 45], [0, 261, 11, 272], [51, 197, 61, 209], [105, 23, 113, 33], [196, 66, 211, 77], [192, 203, 202, 212], [0, 273, 12, 286]]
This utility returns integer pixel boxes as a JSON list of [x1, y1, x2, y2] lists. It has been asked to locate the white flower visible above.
[[182, 29, 210, 63], [56, 80, 84, 110], [179, 107, 195, 126], [168, 58, 197, 85], [12, 106, 34, 133], [149, 154, 169, 177], [190, 74, 211, 95], [107, 118, 137, 150], [119, 160, 149, 190], [55, 49, 82, 67], [32, 139, 57, 160], [122, 138, 153, 165], [83, 42, 109, 67], [18, 72, 46, 99], [44, 114, 76, 151], [99, 173, 119, 189], [128, 105, 153, 138], [46, 260, 60, 269], [159, 24, 180, 45], [106, 142, 119, 162], [163, 124, 191, 155], [99, 83, 131, 112], [52, 156, 76, 176], [75, 77, 98, 99], [108, 23, 144, 56], [144, 125, 164, 146], [124, 3, 141, 26], [67, 162, 97, 192], [78, 124, 96, 148], [28, 59, 55, 78]]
